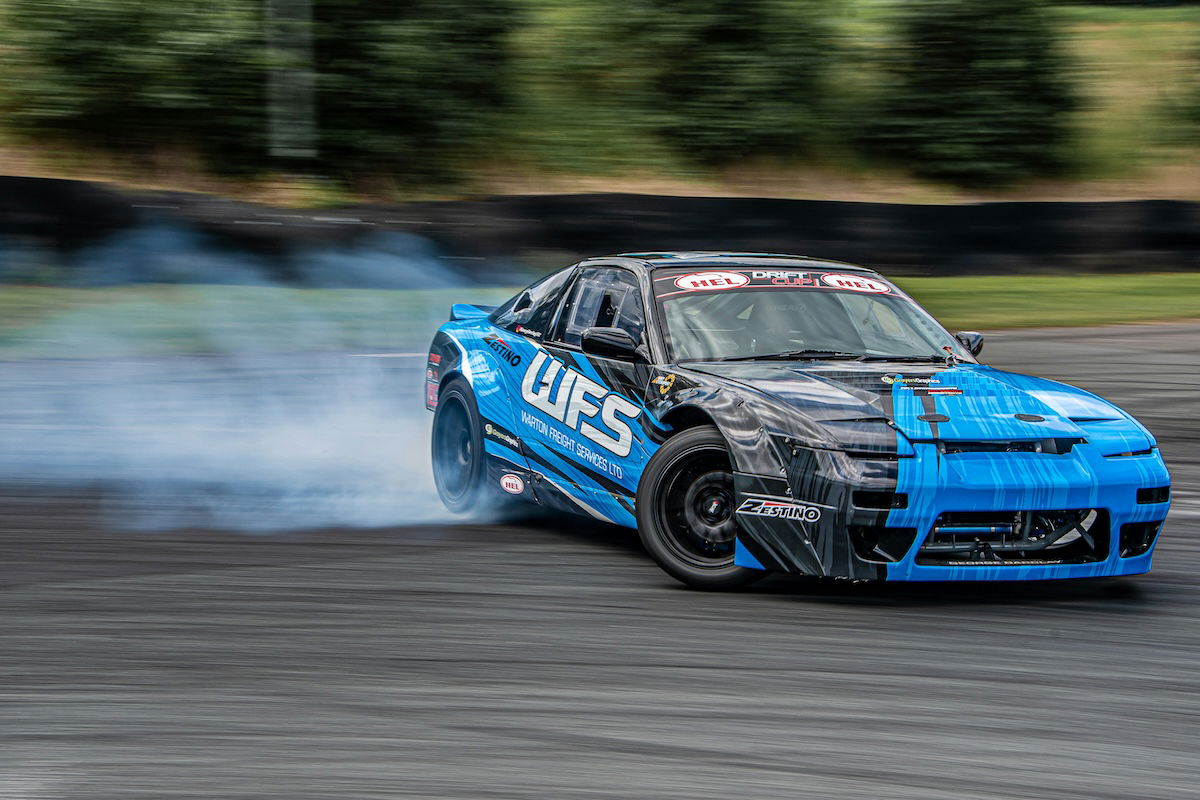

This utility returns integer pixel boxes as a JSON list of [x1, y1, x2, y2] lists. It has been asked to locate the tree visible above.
[[313, 0, 517, 180], [0, 0, 518, 182], [866, 0, 1078, 186], [548, 0, 833, 166], [0, 0, 266, 172]]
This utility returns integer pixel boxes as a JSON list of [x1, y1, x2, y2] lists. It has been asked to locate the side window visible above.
[[552, 268, 645, 348], [490, 268, 574, 338]]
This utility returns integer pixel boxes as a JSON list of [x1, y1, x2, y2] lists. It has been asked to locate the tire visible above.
[[431, 377, 485, 513], [636, 425, 765, 590]]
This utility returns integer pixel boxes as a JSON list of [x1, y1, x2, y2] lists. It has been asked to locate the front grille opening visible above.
[[1119, 521, 1163, 558], [938, 438, 1085, 455], [1137, 486, 1170, 504], [916, 509, 1109, 566], [852, 490, 909, 509], [850, 526, 918, 563], [1105, 448, 1154, 458]]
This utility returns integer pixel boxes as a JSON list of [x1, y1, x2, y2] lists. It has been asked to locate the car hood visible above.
[[680, 361, 1154, 455]]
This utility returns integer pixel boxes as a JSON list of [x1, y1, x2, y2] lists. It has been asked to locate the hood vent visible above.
[[933, 437, 1086, 455]]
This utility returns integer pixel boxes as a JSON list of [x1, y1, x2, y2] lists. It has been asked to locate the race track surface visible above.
[[2, 323, 1198, 799]]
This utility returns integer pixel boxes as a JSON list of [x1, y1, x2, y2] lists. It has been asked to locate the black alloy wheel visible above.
[[431, 378, 484, 513], [636, 425, 764, 590]]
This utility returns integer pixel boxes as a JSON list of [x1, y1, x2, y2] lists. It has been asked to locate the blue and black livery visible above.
[[426, 253, 1171, 590]]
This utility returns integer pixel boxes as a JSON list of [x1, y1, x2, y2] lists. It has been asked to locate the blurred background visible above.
[[1, 1, 1199, 798], [0, 0, 1198, 200]]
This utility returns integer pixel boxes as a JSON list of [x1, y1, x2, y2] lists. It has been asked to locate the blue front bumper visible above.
[[882, 443, 1170, 582]]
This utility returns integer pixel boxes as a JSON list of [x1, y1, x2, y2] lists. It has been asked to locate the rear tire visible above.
[[431, 378, 485, 513], [636, 426, 764, 590]]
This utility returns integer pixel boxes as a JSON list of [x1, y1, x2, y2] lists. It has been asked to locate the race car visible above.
[[425, 253, 1171, 589]]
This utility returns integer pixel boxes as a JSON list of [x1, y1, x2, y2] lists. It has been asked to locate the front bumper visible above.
[[732, 443, 1171, 581]]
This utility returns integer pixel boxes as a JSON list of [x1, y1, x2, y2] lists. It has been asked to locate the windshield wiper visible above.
[[856, 354, 947, 362], [715, 349, 863, 362]]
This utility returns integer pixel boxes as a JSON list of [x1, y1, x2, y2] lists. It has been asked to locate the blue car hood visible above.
[[683, 361, 1154, 455]]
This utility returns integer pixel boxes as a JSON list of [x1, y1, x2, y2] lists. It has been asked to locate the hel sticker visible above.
[[673, 271, 750, 292], [652, 374, 676, 395], [736, 497, 822, 523], [500, 473, 525, 494], [821, 273, 891, 294]]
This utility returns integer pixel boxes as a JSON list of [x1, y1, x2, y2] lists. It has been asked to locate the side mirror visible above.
[[955, 331, 984, 357], [581, 327, 642, 361]]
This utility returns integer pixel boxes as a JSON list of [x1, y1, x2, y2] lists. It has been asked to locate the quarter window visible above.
[[553, 268, 645, 348], [490, 268, 575, 338]]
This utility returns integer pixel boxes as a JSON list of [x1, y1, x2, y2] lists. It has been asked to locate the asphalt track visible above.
[[2, 323, 1198, 799]]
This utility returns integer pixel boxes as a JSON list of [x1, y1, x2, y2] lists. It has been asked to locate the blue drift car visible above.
[[425, 253, 1171, 589]]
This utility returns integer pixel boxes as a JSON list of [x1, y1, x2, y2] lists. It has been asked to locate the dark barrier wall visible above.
[[2, 176, 1197, 285]]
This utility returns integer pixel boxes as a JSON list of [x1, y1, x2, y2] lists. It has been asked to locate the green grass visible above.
[[894, 273, 1200, 331], [1054, 4, 1200, 177], [0, 285, 516, 358], [2, 274, 1197, 359]]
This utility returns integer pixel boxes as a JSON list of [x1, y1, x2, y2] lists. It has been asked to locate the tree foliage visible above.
[[0, 0, 517, 179], [313, 0, 516, 179], [866, 0, 1079, 186], [541, 0, 834, 165], [0, 0, 266, 170]]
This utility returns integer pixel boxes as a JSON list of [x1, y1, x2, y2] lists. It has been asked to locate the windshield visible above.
[[654, 268, 970, 362]]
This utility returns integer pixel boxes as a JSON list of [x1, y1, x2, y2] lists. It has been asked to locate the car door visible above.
[[517, 266, 657, 526]]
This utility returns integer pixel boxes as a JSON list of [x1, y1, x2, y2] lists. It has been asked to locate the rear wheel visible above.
[[431, 378, 484, 513], [636, 426, 764, 590]]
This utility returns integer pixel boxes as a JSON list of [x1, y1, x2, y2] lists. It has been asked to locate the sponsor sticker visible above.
[[484, 333, 522, 367], [428, 353, 442, 365], [927, 387, 963, 396], [881, 375, 941, 386], [515, 324, 543, 339], [821, 273, 891, 294], [752, 270, 818, 287], [500, 473, 525, 494], [425, 382, 439, 408], [651, 374, 676, 395], [736, 497, 822, 523], [673, 271, 751, 292], [484, 423, 521, 450], [520, 351, 640, 458]]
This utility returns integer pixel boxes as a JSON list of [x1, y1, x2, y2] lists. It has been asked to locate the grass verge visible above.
[[1, 274, 1196, 359]]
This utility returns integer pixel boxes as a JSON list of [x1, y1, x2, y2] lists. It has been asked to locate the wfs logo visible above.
[[484, 333, 521, 367], [521, 352, 640, 457]]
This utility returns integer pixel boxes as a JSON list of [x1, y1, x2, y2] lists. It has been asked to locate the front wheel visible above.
[[636, 426, 765, 590]]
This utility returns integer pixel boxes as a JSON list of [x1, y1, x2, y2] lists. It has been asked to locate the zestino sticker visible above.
[[673, 271, 750, 292], [484, 333, 522, 367], [736, 497, 822, 523]]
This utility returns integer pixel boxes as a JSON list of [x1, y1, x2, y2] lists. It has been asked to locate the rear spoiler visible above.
[[449, 303, 498, 321]]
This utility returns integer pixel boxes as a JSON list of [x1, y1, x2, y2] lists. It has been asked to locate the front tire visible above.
[[636, 426, 764, 590], [431, 378, 485, 513]]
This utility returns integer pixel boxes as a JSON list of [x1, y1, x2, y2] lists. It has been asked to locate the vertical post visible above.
[[266, 0, 317, 161]]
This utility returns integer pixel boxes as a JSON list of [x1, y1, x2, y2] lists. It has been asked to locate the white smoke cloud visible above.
[[0, 223, 519, 532]]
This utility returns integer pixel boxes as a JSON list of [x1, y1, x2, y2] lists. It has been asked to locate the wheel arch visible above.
[[657, 397, 783, 477]]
